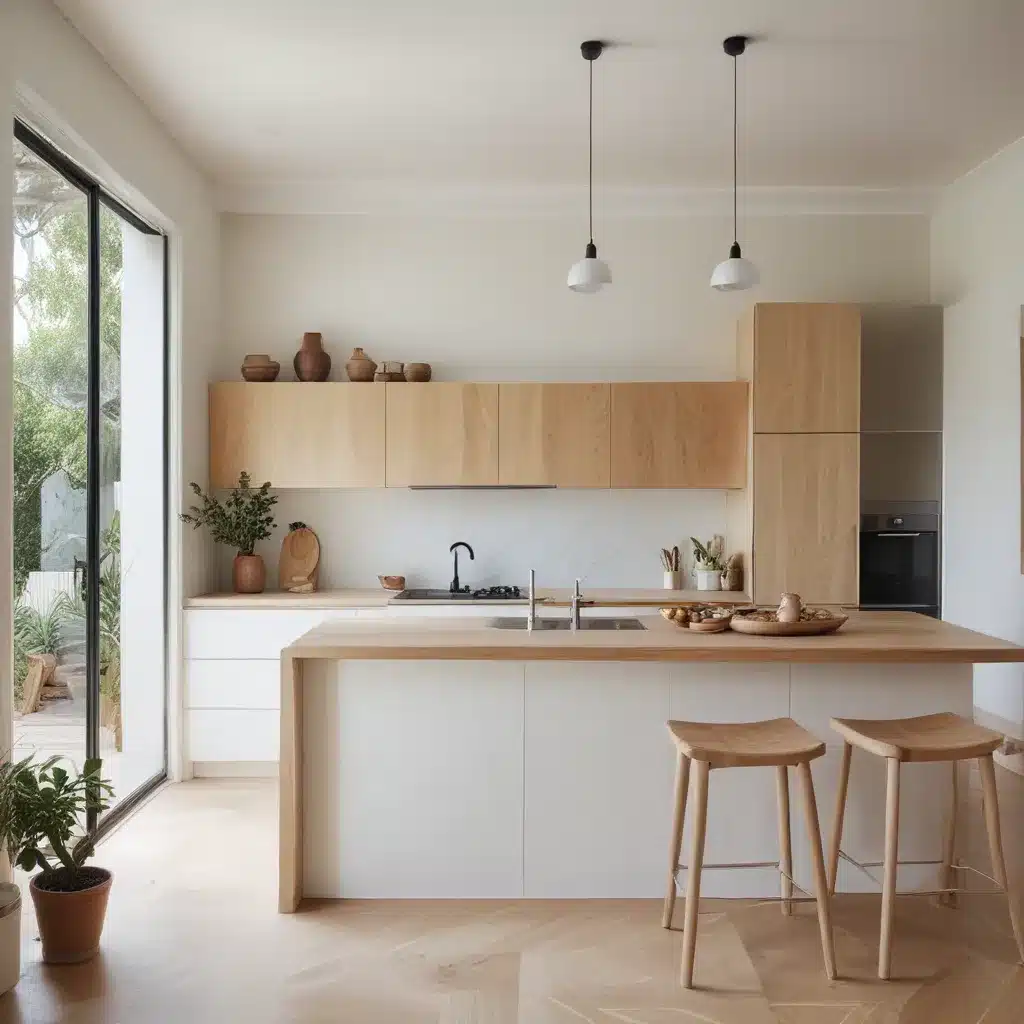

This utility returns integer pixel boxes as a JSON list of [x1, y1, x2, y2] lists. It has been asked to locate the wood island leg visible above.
[[663, 751, 690, 929], [279, 653, 304, 913], [680, 759, 710, 989], [776, 766, 793, 917]]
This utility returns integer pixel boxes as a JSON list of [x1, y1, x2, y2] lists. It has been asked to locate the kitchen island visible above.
[[280, 612, 1024, 911]]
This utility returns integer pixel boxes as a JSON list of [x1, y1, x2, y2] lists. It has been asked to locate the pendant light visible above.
[[710, 35, 759, 292], [567, 40, 612, 293]]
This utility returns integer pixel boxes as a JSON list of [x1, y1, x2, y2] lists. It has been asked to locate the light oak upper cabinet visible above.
[[209, 383, 385, 489], [748, 303, 861, 433], [386, 383, 499, 487], [610, 382, 749, 489], [498, 384, 610, 487], [752, 433, 859, 605]]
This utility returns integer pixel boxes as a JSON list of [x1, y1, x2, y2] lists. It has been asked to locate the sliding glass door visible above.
[[11, 121, 167, 824]]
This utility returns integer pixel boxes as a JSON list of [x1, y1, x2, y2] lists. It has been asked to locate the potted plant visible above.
[[7, 756, 114, 964], [180, 471, 278, 593], [690, 536, 725, 592]]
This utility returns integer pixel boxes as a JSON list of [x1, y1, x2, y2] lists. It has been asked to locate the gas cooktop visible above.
[[393, 586, 523, 601]]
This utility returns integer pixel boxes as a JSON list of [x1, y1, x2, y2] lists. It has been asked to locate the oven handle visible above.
[[875, 532, 922, 537]]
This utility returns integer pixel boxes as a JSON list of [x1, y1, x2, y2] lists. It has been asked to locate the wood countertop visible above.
[[184, 588, 751, 610], [284, 611, 1024, 664]]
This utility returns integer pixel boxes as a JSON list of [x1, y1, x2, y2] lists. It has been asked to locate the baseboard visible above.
[[191, 761, 279, 778], [974, 706, 1024, 776]]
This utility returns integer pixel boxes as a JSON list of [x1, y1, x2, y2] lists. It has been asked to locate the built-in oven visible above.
[[859, 510, 940, 617]]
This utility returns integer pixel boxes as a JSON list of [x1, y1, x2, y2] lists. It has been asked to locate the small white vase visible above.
[[663, 570, 682, 590], [695, 569, 722, 592]]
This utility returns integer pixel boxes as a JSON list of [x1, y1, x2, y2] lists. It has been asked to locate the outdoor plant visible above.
[[4, 756, 113, 893], [690, 536, 725, 572], [12, 594, 71, 702], [179, 471, 277, 555]]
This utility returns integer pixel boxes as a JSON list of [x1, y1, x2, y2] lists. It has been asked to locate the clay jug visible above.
[[293, 332, 331, 382], [345, 347, 377, 382]]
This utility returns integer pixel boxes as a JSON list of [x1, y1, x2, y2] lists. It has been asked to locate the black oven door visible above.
[[859, 529, 939, 614]]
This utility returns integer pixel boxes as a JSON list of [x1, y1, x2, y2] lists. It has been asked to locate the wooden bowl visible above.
[[688, 618, 731, 633], [729, 613, 848, 636], [378, 575, 406, 591]]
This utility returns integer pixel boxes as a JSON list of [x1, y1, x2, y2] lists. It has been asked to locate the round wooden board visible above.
[[729, 614, 848, 636], [279, 527, 320, 591], [687, 619, 731, 632]]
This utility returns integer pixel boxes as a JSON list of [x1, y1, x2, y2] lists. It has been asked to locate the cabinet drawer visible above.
[[183, 610, 355, 659], [186, 660, 280, 710], [187, 709, 279, 761]]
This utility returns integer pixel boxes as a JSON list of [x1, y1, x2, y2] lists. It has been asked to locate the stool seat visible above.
[[667, 717, 825, 769], [830, 712, 1003, 764]]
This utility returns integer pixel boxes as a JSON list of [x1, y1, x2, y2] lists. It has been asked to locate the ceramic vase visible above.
[[404, 362, 432, 382], [663, 570, 682, 590], [293, 332, 331, 382], [346, 347, 377, 382], [233, 554, 266, 594], [695, 569, 722, 592]]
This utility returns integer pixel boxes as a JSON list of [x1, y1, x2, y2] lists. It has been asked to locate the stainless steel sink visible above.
[[488, 617, 647, 631]]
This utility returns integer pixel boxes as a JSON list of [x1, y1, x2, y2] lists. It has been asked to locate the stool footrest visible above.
[[836, 849, 1005, 896]]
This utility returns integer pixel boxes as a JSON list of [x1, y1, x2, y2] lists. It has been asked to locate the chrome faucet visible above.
[[570, 578, 582, 631], [527, 569, 537, 632]]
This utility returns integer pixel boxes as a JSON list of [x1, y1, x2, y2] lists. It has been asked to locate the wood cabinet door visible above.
[[752, 303, 861, 433], [752, 433, 859, 605], [209, 382, 385, 488], [498, 384, 610, 487], [610, 382, 749, 488], [385, 383, 498, 486]]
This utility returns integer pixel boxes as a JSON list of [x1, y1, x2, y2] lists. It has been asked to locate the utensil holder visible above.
[[663, 570, 682, 590]]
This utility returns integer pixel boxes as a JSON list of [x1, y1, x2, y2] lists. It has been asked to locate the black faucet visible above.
[[449, 541, 474, 594]]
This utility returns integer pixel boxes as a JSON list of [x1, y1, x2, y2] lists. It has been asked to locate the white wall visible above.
[[0, 0, 220, 771], [931, 138, 1024, 727], [219, 211, 930, 589]]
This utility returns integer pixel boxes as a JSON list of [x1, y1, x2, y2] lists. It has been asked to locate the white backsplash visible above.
[[217, 488, 729, 591]]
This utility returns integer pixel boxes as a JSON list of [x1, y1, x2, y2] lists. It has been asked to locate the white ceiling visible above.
[[55, 0, 1024, 193]]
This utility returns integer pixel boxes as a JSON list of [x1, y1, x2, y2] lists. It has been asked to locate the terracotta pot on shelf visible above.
[[345, 347, 377, 382], [30, 868, 112, 964], [233, 554, 266, 594], [293, 332, 331, 382], [404, 362, 432, 382], [240, 354, 280, 382]]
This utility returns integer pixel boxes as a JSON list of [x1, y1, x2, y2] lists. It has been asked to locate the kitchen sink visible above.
[[488, 617, 647, 631]]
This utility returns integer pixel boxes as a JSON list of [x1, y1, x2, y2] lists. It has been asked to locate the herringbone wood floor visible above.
[[3, 768, 1022, 1023]]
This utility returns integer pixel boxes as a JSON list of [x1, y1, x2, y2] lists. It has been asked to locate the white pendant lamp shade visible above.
[[711, 36, 758, 292], [711, 243, 759, 292], [568, 242, 612, 292], [568, 41, 610, 293]]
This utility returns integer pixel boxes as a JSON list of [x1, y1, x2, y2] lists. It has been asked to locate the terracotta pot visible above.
[[30, 868, 112, 964], [293, 332, 331, 382], [233, 554, 266, 594], [240, 354, 280, 382], [404, 362, 432, 382], [345, 347, 377, 382]]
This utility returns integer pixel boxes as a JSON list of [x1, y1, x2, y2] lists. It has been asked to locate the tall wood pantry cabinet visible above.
[[735, 303, 861, 605]]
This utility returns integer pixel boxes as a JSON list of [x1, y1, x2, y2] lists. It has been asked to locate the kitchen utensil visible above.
[[729, 613, 848, 637], [278, 522, 320, 593], [240, 354, 280, 382], [378, 575, 406, 591]]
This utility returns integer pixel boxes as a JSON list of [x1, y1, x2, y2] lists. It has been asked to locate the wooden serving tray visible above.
[[688, 619, 730, 633], [729, 614, 848, 637]]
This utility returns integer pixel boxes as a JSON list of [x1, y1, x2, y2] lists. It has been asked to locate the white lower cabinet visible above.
[[188, 709, 280, 762]]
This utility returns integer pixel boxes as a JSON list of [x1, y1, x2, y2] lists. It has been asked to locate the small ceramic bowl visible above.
[[378, 575, 406, 591]]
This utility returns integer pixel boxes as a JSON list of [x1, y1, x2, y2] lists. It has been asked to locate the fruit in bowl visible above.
[[378, 575, 406, 591]]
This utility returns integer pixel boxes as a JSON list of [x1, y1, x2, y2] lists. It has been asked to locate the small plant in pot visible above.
[[7, 756, 114, 964], [690, 536, 725, 592], [180, 471, 278, 593]]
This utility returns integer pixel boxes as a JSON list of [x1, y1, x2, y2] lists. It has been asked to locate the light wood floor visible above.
[[3, 767, 1023, 1024]]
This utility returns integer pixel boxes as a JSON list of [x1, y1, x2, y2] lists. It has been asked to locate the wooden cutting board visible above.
[[278, 523, 320, 593]]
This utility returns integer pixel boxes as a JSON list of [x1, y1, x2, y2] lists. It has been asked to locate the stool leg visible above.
[[797, 760, 837, 981], [663, 751, 690, 928], [828, 741, 852, 896], [680, 759, 710, 989], [776, 766, 793, 916], [879, 757, 901, 980], [936, 760, 960, 909], [978, 754, 1024, 963]]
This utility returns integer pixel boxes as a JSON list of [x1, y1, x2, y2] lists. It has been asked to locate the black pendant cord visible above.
[[732, 51, 738, 248], [588, 56, 594, 247]]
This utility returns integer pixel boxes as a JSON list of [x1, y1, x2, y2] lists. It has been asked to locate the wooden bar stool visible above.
[[663, 718, 837, 989], [827, 712, 1024, 980]]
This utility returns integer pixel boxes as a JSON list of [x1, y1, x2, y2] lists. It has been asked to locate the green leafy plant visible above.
[[12, 593, 72, 701], [2, 755, 114, 892], [179, 471, 277, 555], [690, 536, 725, 573]]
